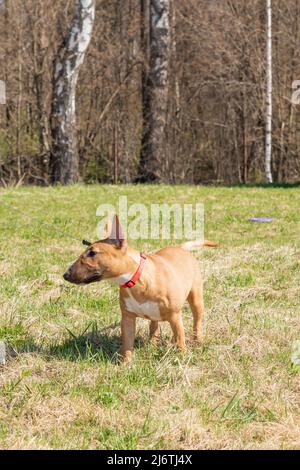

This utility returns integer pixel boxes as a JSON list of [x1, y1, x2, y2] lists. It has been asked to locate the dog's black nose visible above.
[[63, 272, 70, 281]]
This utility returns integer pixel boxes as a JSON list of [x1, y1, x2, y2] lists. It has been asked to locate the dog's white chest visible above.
[[124, 295, 161, 321]]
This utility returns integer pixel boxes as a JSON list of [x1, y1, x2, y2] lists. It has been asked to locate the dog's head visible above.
[[63, 215, 128, 285]]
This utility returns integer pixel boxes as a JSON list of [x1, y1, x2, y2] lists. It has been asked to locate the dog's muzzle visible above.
[[63, 271, 72, 282], [63, 268, 103, 285], [63, 262, 74, 282]]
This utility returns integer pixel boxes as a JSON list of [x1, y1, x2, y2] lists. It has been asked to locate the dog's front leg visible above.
[[120, 310, 136, 364], [169, 313, 186, 351], [149, 321, 160, 344]]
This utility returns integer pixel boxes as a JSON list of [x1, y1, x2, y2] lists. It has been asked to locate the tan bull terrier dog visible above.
[[63, 215, 218, 363]]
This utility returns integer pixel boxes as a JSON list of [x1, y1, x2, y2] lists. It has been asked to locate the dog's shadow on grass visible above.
[[45, 322, 146, 364]]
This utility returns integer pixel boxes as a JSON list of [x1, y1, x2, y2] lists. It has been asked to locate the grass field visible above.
[[0, 184, 299, 450]]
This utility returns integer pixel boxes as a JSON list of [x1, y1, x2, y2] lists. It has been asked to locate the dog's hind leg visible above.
[[149, 321, 160, 344], [187, 277, 205, 344]]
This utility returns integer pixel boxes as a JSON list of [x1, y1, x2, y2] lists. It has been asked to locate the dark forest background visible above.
[[1, 0, 300, 186]]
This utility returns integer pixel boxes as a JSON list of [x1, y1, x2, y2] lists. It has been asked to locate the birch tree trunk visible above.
[[138, 0, 170, 182], [265, 0, 273, 183], [50, 0, 95, 184]]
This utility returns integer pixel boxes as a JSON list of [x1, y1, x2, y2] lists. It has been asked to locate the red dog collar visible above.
[[120, 253, 147, 288]]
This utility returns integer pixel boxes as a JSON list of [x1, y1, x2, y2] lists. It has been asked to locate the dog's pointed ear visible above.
[[105, 214, 127, 251]]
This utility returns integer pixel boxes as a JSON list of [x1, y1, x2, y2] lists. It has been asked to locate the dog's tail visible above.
[[180, 240, 219, 251]]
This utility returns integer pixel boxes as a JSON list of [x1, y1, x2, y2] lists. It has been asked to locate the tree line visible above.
[[0, 0, 300, 186]]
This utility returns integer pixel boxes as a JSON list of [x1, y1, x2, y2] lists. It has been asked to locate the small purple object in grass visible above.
[[249, 217, 275, 223]]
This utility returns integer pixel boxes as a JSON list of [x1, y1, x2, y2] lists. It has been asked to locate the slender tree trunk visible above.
[[265, 0, 273, 183], [16, 14, 22, 180], [242, 85, 248, 183], [138, 0, 170, 182], [50, 0, 95, 184], [169, 0, 180, 182]]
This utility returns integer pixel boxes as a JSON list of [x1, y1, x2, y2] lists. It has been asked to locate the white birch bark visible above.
[[265, 0, 273, 183], [50, 0, 95, 184]]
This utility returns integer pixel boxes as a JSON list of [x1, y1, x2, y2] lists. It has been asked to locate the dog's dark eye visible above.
[[87, 250, 97, 258]]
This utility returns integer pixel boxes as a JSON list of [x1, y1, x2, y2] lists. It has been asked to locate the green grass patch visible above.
[[0, 184, 299, 449]]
